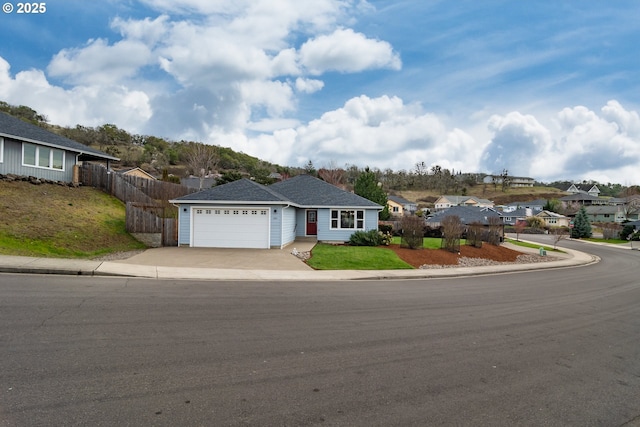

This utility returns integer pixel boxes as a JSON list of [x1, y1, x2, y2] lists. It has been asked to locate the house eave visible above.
[[169, 199, 298, 206], [0, 132, 119, 161]]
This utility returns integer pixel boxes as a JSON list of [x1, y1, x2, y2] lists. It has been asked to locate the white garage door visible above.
[[192, 207, 270, 248]]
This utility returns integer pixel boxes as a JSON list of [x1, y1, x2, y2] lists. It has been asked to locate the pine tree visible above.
[[354, 167, 390, 220], [571, 206, 592, 238]]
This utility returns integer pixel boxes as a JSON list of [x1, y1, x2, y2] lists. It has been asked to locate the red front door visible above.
[[306, 210, 317, 235]]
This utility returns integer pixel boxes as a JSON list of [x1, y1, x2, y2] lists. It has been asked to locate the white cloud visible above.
[[217, 95, 480, 173], [0, 57, 151, 130], [48, 38, 154, 85], [299, 28, 401, 75], [295, 78, 324, 94], [481, 101, 640, 183]]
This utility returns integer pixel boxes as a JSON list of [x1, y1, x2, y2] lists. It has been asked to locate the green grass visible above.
[[584, 237, 629, 244], [0, 181, 147, 258], [306, 243, 413, 270], [506, 238, 562, 252]]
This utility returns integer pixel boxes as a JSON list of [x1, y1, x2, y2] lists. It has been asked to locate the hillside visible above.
[[397, 185, 567, 206], [0, 181, 146, 258]]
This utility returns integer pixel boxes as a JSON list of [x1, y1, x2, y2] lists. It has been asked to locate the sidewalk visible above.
[[0, 241, 599, 281]]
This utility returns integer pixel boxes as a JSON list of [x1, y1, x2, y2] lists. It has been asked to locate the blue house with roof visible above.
[[170, 174, 382, 249]]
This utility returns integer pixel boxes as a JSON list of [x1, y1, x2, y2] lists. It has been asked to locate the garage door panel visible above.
[[192, 208, 269, 248]]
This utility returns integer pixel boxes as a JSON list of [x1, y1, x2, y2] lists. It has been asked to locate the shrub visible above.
[[378, 224, 393, 234], [349, 229, 383, 246]]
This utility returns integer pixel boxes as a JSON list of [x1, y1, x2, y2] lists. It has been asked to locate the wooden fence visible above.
[[126, 203, 177, 247], [81, 163, 193, 246]]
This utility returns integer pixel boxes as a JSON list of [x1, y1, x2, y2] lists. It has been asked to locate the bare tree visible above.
[[487, 216, 503, 245], [401, 215, 424, 249], [185, 143, 219, 190], [441, 215, 463, 253], [466, 222, 484, 248], [318, 160, 346, 188], [551, 228, 569, 249], [514, 220, 526, 241]]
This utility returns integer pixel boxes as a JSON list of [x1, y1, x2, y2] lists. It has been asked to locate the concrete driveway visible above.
[[113, 241, 316, 271]]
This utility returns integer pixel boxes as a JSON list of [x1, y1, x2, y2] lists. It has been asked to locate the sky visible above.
[[1, 0, 639, 184]]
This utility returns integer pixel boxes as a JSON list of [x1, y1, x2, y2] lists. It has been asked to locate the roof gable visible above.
[[172, 178, 290, 203], [0, 112, 118, 161], [270, 175, 381, 208]]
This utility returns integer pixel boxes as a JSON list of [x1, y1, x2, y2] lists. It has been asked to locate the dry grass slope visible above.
[[0, 181, 146, 258]]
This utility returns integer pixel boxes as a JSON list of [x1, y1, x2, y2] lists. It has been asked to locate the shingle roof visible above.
[[388, 195, 414, 205], [171, 174, 382, 208], [426, 206, 502, 225], [172, 178, 290, 203], [0, 112, 118, 160], [270, 175, 382, 208]]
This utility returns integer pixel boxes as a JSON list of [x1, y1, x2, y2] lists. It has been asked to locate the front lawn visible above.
[[306, 243, 413, 270]]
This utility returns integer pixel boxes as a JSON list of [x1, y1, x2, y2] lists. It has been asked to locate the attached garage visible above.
[[192, 207, 270, 249]]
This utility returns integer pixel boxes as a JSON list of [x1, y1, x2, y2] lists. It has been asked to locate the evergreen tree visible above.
[[354, 167, 390, 220], [571, 206, 592, 238]]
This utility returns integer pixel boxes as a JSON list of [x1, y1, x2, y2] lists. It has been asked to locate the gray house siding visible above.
[[295, 209, 307, 237], [0, 138, 76, 182]]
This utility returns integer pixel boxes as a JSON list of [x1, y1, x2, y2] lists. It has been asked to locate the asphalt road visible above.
[[1, 239, 639, 426]]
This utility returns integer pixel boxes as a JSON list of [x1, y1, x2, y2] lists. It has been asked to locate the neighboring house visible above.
[[434, 195, 494, 210], [560, 193, 607, 207], [0, 112, 118, 183], [505, 199, 547, 213], [387, 195, 417, 216], [501, 208, 531, 226], [426, 206, 503, 228], [116, 167, 156, 180], [169, 174, 382, 249], [566, 183, 601, 197], [483, 175, 535, 187], [535, 210, 570, 227], [583, 205, 627, 223]]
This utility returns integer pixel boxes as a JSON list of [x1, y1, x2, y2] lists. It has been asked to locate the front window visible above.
[[22, 143, 64, 170], [331, 209, 365, 229]]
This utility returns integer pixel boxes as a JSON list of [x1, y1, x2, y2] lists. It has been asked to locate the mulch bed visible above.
[[384, 243, 524, 268]]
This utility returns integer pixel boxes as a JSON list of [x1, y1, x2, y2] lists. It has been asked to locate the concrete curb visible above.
[[0, 244, 599, 281]]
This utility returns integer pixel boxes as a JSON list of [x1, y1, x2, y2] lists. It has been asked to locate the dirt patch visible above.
[[385, 243, 524, 268]]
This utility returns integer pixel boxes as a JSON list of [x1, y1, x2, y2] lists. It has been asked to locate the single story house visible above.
[[169, 174, 382, 249], [0, 112, 118, 183], [535, 210, 571, 228], [583, 205, 626, 223], [434, 195, 494, 211], [387, 195, 417, 216], [426, 206, 503, 227], [504, 199, 547, 213]]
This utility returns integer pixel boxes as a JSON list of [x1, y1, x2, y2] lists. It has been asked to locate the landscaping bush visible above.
[[378, 223, 393, 234], [349, 229, 383, 246]]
